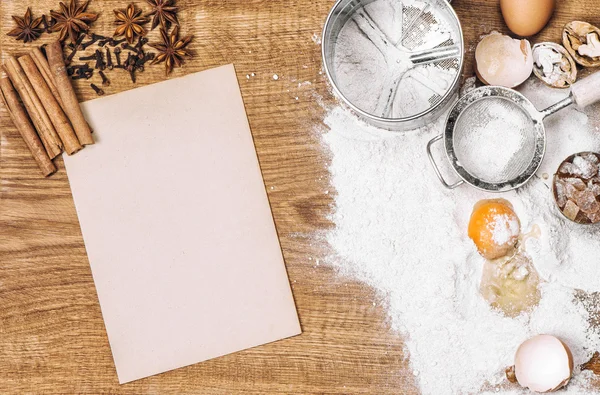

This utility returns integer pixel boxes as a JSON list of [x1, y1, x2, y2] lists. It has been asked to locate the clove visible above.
[[79, 53, 96, 61], [108, 37, 127, 47], [65, 34, 85, 65], [94, 49, 105, 70], [124, 52, 133, 68], [105, 47, 113, 70], [135, 37, 149, 52], [72, 69, 93, 80], [67, 64, 91, 76], [123, 54, 137, 83], [90, 83, 105, 96], [135, 52, 154, 71], [69, 64, 91, 69], [81, 33, 107, 50], [113, 47, 122, 66], [121, 43, 138, 53], [99, 70, 110, 86]]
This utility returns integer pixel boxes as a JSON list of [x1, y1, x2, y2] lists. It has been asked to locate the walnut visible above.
[[579, 33, 600, 58], [563, 21, 600, 67], [532, 42, 577, 88]]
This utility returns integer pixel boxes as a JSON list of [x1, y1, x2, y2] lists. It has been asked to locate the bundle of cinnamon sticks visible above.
[[0, 40, 94, 177]]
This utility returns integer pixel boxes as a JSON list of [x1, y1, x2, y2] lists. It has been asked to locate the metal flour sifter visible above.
[[427, 71, 600, 192], [322, 0, 464, 131]]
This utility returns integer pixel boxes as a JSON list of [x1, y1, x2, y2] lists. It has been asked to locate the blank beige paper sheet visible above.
[[63, 64, 301, 384]]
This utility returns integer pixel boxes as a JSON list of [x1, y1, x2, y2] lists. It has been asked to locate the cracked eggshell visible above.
[[501, 0, 555, 37], [563, 21, 600, 67], [475, 32, 534, 88], [514, 335, 574, 393]]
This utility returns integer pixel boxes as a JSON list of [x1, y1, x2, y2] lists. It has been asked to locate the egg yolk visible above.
[[468, 199, 521, 260]]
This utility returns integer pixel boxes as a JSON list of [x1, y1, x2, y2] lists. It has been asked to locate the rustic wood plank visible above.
[[0, 0, 598, 393]]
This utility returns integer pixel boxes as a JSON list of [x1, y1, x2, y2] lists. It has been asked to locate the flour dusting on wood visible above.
[[321, 77, 600, 394]]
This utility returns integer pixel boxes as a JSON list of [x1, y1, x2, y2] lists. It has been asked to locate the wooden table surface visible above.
[[1, 0, 599, 393]]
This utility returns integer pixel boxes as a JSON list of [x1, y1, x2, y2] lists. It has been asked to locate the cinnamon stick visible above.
[[30, 47, 66, 111], [3, 57, 63, 159], [19, 54, 82, 155], [0, 70, 56, 177], [46, 41, 94, 146]]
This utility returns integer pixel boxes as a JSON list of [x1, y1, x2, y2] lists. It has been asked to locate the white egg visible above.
[[475, 32, 534, 88], [514, 334, 573, 393]]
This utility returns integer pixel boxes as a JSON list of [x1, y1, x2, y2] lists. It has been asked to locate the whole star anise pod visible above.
[[50, 0, 98, 43], [149, 26, 193, 75], [145, 0, 179, 31], [114, 4, 148, 45], [7, 8, 44, 43]]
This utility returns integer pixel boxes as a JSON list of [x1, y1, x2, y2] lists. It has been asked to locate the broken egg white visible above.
[[475, 32, 533, 88], [514, 335, 574, 393], [480, 252, 541, 318]]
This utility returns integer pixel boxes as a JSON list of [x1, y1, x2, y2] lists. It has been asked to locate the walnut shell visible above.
[[532, 42, 577, 88], [563, 21, 600, 67]]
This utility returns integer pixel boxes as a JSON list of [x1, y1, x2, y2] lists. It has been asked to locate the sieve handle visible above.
[[572, 71, 600, 109], [427, 134, 464, 190]]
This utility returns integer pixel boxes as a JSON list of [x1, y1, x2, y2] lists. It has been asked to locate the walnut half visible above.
[[563, 21, 600, 67], [532, 42, 577, 88]]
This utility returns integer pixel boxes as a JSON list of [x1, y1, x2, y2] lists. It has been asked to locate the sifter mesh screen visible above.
[[453, 97, 537, 184], [331, 0, 461, 120]]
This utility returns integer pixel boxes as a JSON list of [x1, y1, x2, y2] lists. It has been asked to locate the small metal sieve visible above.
[[322, 0, 464, 131], [427, 72, 600, 192]]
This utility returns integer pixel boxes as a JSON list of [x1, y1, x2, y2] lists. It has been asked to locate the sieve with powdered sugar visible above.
[[427, 71, 600, 193], [322, 0, 464, 131]]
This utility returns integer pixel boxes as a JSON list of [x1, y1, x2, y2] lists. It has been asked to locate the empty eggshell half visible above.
[[475, 32, 534, 88], [514, 334, 574, 393]]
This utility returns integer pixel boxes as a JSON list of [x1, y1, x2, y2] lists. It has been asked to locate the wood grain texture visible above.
[[0, 0, 599, 394]]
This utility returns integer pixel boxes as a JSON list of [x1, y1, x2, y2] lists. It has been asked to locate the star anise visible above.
[[149, 26, 193, 75], [114, 4, 148, 45], [145, 0, 179, 31], [7, 8, 44, 43], [50, 0, 98, 44]]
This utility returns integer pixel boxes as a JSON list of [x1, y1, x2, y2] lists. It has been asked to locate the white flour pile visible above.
[[322, 78, 600, 394]]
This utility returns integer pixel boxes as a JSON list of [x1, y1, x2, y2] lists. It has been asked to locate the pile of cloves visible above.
[[63, 32, 155, 95]]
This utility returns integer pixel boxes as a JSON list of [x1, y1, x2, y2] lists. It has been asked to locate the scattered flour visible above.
[[312, 33, 322, 45], [322, 77, 600, 394]]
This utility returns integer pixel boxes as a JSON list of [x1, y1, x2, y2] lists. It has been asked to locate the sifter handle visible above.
[[427, 134, 464, 190], [410, 45, 461, 65], [572, 71, 600, 109]]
